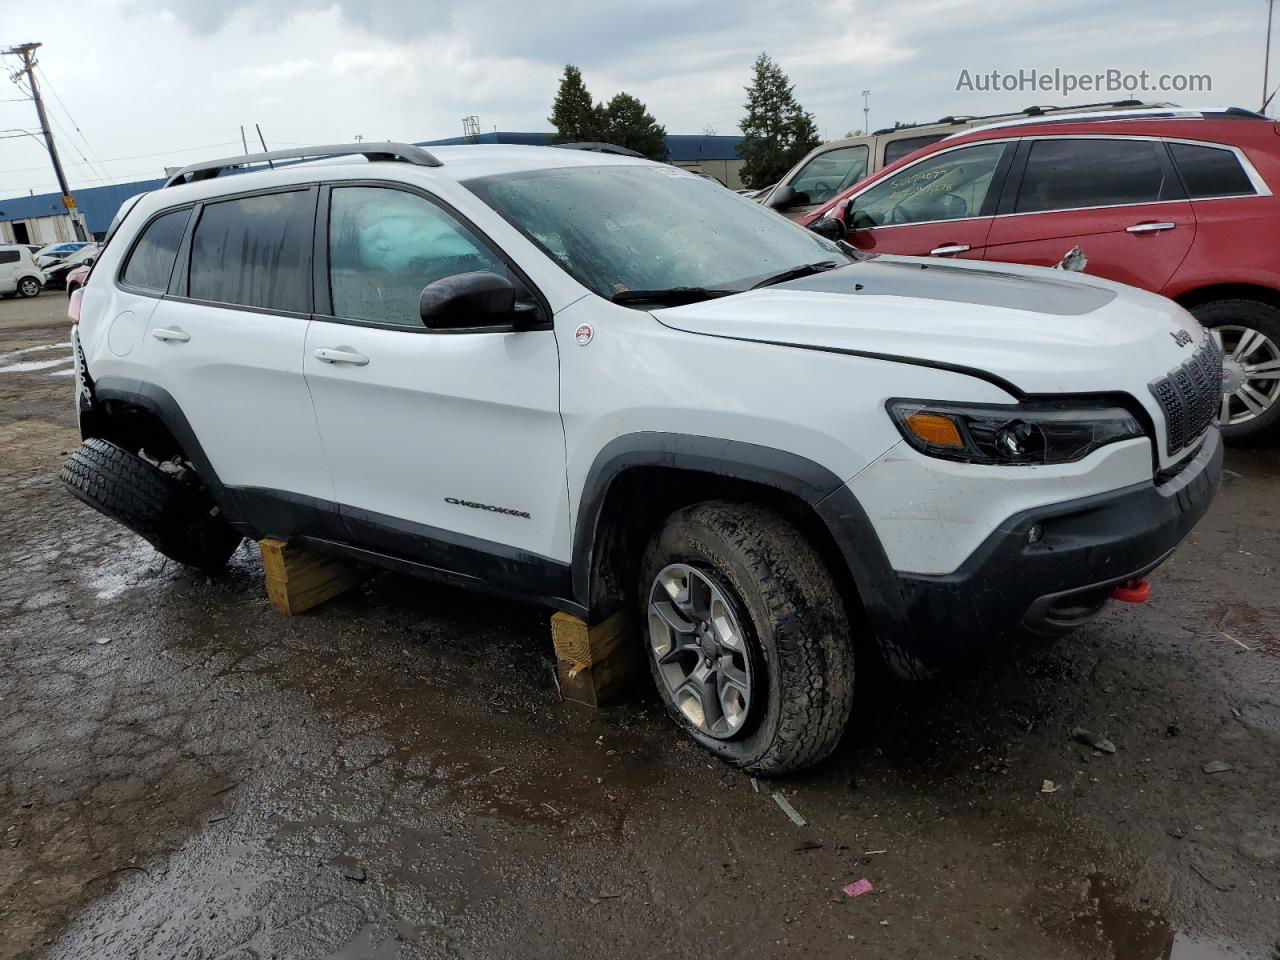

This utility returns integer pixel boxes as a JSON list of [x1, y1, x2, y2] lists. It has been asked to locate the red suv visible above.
[[803, 107, 1280, 441]]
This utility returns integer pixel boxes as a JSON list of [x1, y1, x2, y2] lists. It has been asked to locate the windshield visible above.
[[464, 165, 848, 300]]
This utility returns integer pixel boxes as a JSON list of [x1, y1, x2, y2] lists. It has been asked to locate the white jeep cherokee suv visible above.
[[63, 142, 1222, 775]]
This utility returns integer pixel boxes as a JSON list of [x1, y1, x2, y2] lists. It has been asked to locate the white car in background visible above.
[[0, 244, 48, 298]]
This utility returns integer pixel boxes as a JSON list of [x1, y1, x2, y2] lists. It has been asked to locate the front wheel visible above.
[[640, 501, 854, 776], [1191, 299, 1280, 443], [17, 276, 41, 298]]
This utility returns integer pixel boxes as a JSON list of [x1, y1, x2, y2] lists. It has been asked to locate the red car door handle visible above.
[[929, 243, 970, 256], [1125, 222, 1176, 234]]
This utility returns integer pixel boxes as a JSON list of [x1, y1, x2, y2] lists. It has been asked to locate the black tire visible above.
[[17, 276, 41, 298], [60, 438, 241, 572], [639, 501, 853, 776], [1190, 299, 1280, 443]]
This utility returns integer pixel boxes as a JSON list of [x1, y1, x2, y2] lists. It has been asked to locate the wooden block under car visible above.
[[551, 610, 644, 707], [258, 537, 360, 615]]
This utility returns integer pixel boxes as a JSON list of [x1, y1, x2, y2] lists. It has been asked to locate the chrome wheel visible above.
[[647, 563, 753, 740], [1213, 325, 1280, 426], [17, 277, 40, 298]]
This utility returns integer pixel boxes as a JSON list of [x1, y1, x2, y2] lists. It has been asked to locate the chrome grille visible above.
[[1149, 337, 1222, 456]]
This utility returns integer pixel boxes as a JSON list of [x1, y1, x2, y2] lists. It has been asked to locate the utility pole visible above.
[[2, 42, 86, 240], [862, 90, 871, 135], [1265, 0, 1275, 114]]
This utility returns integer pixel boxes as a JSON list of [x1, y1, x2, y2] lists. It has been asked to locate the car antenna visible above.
[[255, 123, 274, 169]]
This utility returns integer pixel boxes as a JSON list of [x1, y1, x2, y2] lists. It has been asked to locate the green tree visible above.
[[548, 65, 602, 143], [601, 92, 669, 161], [737, 53, 821, 188]]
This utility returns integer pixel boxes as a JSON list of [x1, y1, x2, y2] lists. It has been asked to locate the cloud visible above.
[[0, 0, 1265, 197]]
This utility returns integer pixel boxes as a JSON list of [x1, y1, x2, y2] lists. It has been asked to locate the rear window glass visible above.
[[1015, 138, 1182, 213], [189, 190, 312, 313], [0, 250, 19, 265], [122, 208, 190, 291], [882, 134, 946, 167], [1168, 143, 1257, 198]]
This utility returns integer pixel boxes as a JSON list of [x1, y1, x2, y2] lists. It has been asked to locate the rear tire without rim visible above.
[[60, 438, 242, 572], [640, 501, 854, 776]]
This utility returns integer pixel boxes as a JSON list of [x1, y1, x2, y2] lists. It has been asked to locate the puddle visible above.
[[1076, 875, 1265, 960]]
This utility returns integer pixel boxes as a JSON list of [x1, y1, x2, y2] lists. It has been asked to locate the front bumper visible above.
[[818, 428, 1222, 674]]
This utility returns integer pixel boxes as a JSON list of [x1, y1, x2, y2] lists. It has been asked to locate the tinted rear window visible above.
[[188, 190, 312, 312], [1015, 138, 1182, 213], [0, 250, 19, 265], [122, 208, 191, 292], [1168, 142, 1257, 198], [882, 134, 946, 167]]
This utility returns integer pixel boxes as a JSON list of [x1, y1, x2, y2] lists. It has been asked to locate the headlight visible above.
[[887, 398, 1146, 465]]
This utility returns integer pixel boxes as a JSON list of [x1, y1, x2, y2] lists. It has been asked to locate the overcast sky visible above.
[[0, 0, 1273, 197]]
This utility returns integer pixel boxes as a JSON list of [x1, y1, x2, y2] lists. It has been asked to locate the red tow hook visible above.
[[1112, 578, 1151, 603]]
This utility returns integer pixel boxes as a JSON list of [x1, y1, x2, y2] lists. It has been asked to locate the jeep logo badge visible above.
[[575, 323, 594, 346], [1170, 329, 1193, 347]]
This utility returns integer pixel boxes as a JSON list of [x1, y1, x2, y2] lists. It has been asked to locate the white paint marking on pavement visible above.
[[0, 342, 67, 364], [48, 368, 75, 377], [0, 355, 74, 373]]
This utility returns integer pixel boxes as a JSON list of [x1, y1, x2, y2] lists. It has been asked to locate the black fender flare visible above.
[[570, 433, 916, 665]]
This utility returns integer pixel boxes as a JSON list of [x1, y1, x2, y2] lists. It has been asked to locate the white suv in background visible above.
[[63, 141, 1221, 774], [0, 244, 48, 298]]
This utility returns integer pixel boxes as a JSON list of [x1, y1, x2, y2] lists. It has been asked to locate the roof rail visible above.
[[552, 141, 645, 158], [872, 100, 1174, 135], [162, 141, 442, 188], [947, 105, 1263, 139]]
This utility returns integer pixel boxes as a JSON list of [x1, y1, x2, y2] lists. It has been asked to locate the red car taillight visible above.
[[67, 287, 83, 325]]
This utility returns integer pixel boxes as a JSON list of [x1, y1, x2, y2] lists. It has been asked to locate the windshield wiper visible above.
[[611, 287, 737, 307], [750, 260, 841, 290]]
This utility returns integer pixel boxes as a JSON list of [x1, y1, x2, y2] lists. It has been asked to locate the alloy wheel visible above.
[[1213, 325, 1280, 426], [647, 563, 753, 740], [18, 278, 39, 297]]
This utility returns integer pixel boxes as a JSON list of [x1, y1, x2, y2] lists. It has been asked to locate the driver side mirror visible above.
[[420, 271, 518, 330], [767, 184, 800, 210], [82, 257, 95, 267], [808, 217, 847, 242]]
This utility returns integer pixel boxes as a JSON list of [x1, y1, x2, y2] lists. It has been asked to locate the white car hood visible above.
[[654, 257, 1203, 393], [654, 256, 1210, 467]]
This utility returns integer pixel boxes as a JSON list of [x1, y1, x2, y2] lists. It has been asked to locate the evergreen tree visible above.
[[601, 92, 668, 161], [737, 53, 821, 188], [549, 65, 602, 143]]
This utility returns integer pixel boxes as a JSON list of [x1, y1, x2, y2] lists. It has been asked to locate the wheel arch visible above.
[[572, 434, 902, 637], [1172, 283, 1280, 312]]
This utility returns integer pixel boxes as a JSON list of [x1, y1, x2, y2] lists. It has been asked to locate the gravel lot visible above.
[[1, 292, 1278, 960]]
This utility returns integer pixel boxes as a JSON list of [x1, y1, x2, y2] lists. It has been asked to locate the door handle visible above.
[[929, 243, 970, 256], [314, 347, 369, 366], [151, 328, 190, 343], [1126, 222, 1176, 234]]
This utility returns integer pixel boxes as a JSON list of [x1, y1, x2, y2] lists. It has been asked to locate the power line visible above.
[[35, 64, 113, 183]]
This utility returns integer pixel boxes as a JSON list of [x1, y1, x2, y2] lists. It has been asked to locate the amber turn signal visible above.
[[904, 412, 964, 447]]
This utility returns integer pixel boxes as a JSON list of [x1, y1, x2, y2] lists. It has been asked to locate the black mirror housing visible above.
[[808, 217, 847, 242], [419, 271, 517, 329], [767, 184, 799, 210]]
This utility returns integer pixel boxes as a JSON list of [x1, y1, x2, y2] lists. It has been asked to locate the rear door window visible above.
[[882, 134, 947, 167], [1014, 138, 1182, 213], [188, 190, 312, 313], [121, 208, 191, 292], [1168, 142, 1257, 198]]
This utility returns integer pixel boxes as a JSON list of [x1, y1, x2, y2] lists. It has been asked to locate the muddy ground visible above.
[[0, 292, 1277, 960]]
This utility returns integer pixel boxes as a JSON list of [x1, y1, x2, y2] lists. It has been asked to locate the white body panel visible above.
[[848, 438, 1153, 574], [302, 319, 569, 560]]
